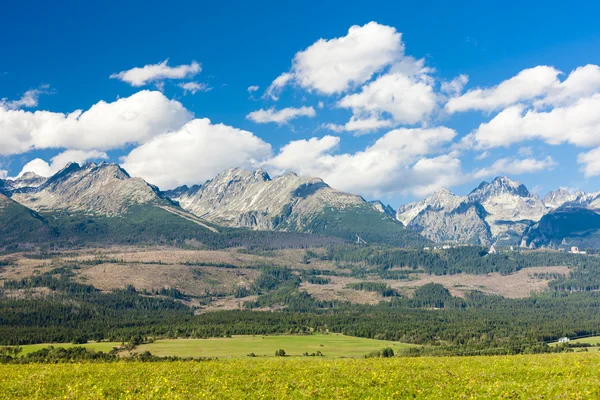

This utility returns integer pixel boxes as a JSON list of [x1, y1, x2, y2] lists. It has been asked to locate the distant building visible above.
[[489, 245, 497, 254], [558, 337, 570, 343], [569, 246, 587, 254]]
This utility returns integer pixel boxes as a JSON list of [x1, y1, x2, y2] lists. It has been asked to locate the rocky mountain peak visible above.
[[544, 188, 580, 209], [10, 162, 167, 216], [213, 167, 271, 185], [469, 176, 530, 202]]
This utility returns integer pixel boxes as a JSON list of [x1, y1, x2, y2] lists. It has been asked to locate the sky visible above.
[[2, 0, 600, 207]]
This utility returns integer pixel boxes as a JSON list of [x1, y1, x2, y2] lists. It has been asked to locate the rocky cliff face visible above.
[[167, 168, 375, 230], [10, 162, 171, 216], [397, 189, 493, 244], [164, 167, 427, 246], [467, 177, 547, 239]]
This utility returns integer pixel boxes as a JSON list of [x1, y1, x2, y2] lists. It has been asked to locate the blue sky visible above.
[[2, 0, 600, 207]]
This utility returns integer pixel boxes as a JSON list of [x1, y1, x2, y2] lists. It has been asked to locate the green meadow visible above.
[[17, 334, 417, 358]]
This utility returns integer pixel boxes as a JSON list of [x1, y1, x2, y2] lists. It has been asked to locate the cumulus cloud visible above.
[[536, 64, 600, 107], [178, 82, 210, 94], [0, 170, 7, 179], [464, 94, 600, 149], [324, 116, 393, 135], [1, 85, 50, 110], [266, 22, 403, 96], [121, 118, 272, 189], [473, 156, 556, 179], [246, 106, 316, 124], [578, 147, 600, 177], [18, 150, 108, 177], [0, 90, 192, 155], [446, 66, 561, 113], [264, 127, 461, 197], [337, 67, 436, 125], [110, 60, 201, 87], [247, 85, 260, 93], [447, 64, 600, 114]]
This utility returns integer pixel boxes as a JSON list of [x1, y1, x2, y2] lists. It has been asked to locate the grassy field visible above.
[[18, 341, 122, 356], [17, 334, 414, 358], [1, 353, 599, 398]]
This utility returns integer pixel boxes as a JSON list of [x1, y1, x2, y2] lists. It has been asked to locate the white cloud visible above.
[[317, 101, 324, 109], [18, 150, 108, 177], [518, 146, 533, 157], [446, 64, 600, 114], [1, 85, 49, 110], [0, 90, 192, 155], [266, 22, 403, 96], [446, 66, 560, 113], [110, 60, 201, 87], [264, 127, 461, 197], [473, 156, 556, 179], [324, 116, 393, 135], [264, 73, 293, 100], [247, 85, 260, 93], [0, 170, 7, 179], [465, 94, 600, 149], [121, 118, 272, 189], [246, 106, 316, 125], [337, 68, 436, 125], [578, 147, 600, 177], [441, 74, 469, 97], [475, 151, 490, 160], [178, 81, 211, 94], [536, 64, 600, 107]]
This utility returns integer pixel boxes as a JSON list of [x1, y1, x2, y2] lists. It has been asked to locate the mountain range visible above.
[[2, 162, 600, 249], [0, 162, 425, 250]]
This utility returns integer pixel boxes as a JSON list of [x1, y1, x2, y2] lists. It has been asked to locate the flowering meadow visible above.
[[1, 353, 598, 399]]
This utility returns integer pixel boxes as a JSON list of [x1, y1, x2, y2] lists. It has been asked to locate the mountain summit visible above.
[[10, 162, 172, 216]]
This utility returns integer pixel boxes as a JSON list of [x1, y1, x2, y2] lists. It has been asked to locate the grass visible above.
[[17, 334, 415, 358], [18, 342, 122, 356], [1, 353, 599, 398]]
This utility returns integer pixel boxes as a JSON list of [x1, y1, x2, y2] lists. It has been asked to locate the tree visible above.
[[275, 349, 286, 357]]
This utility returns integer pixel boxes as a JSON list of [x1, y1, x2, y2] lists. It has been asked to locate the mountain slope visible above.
[[166, 168, 428, 247], [10, 162, 172, 216], [0, 193, 54, 249], [397, 189, 492, 245], [524, 207, 600, 248]]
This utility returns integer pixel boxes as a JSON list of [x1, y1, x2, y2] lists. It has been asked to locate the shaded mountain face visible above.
[[0, 193, 53, 249], [10, 162, 172, 216], [165, 168, 428, 247], [524, 207, 600, 249]]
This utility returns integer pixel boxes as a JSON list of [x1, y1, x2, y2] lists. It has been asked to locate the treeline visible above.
[[345, 282, 398, 297], [327, 245, 600, 276], [0, 346, 212, 364]]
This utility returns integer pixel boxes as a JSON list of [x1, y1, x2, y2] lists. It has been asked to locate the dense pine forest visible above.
[[3, 246, 600, 356]]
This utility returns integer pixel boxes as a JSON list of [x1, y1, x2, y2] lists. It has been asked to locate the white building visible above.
[[558, 337, 570, 343], [488, 245, 497, 255]]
